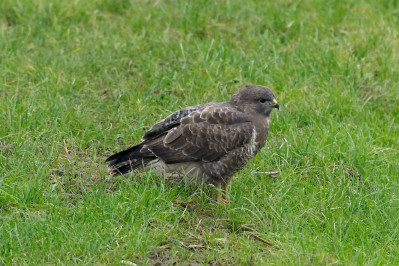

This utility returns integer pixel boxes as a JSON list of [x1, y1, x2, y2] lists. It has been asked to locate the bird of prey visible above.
[[106, 85, 279, 203]]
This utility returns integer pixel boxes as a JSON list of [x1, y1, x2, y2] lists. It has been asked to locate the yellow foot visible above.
[[223, 182, 230, 203], [216, 191, 224, 203], [214, 183, 230, 204]]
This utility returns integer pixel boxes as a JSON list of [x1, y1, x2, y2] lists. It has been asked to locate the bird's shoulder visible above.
[[142, 103, 210, 140], [142, 101, 250, 141], [180, 102, 251, 126]]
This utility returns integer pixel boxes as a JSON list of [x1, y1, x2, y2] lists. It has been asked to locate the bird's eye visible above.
[[259, 98, 267, 103]]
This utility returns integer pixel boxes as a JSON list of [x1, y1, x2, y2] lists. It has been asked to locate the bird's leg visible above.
[[222, 182, 230, 204], [214, 182, 230, 204], [215, 183, 223, 203]]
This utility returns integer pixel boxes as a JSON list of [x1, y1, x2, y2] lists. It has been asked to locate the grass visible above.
[[1, 0, 399, 264]]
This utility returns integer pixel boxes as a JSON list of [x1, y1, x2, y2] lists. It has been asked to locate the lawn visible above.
[[1, 0, 399, 264]]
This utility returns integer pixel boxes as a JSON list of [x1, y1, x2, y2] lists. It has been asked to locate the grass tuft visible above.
[[1, 0, 398, 264]]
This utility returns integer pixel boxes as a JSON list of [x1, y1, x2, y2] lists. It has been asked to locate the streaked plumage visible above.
[[106, 85, 279, 202]]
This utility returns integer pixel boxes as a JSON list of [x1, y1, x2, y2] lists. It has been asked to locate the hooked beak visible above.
[[272, 99, 279, 110]]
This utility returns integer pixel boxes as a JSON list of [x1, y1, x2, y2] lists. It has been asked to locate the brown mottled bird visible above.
[[106, 85, 279, 203]]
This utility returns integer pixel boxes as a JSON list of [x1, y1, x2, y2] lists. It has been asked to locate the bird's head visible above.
[[231, 85, 279, 116]]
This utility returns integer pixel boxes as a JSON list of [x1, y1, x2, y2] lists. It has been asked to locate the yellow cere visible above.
[[273, 99, 277, 104]]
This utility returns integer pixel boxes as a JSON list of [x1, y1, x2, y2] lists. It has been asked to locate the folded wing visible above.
[[141, 105, 254, 164]]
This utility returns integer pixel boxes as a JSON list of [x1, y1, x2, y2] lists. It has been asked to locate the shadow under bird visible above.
[[106, 85, 279, 203]]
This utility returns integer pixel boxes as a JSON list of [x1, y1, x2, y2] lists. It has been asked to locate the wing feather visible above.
[[145, 105, 254, 164], [142, 104, 210, 140]]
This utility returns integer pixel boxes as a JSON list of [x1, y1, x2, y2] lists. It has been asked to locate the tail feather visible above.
[[106, 143, 156, 175]]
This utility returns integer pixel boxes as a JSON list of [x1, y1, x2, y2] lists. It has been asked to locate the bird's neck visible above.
[[253, 113, 271, 150]]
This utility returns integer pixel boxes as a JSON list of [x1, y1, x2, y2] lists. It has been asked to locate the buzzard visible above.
[[106, 85, 279, 203]]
